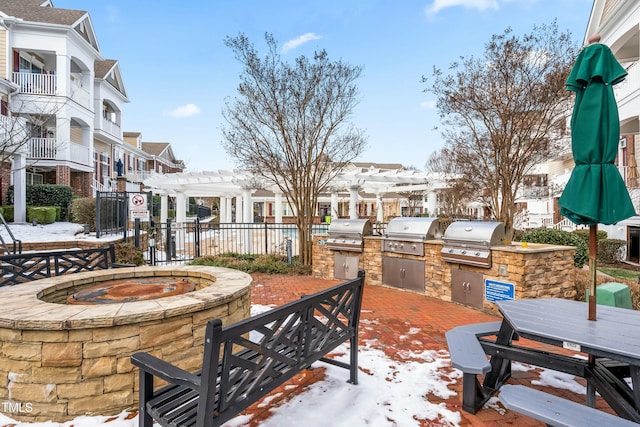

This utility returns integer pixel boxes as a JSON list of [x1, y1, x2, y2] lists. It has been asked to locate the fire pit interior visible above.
[[67, 277, 196, 304]]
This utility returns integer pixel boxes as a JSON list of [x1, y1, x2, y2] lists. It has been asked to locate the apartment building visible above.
[[0, 0, 183, 205]]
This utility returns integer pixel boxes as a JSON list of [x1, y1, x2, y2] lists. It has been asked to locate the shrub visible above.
[[69, 198, 96, 231], [521, 227, 588, 268], [8, 184, 73, 220], [190, 253, 311, 275], [572, 228, 607, 246], [26, 206, 57, 224], [597, 239, 626, 264], [0, 205, 13, 222], [114, 242, 146, 266]]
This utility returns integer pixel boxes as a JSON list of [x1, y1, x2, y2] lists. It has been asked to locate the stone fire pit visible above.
[[0, 265, 252, 422]]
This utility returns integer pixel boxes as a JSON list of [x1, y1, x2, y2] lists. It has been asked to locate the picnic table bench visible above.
[[445, 321, 503, 413], [499, 384, 639, 427], [131, 270, 365, 427]]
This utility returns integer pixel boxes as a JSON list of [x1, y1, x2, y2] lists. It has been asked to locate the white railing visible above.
[[70, 79, 90, 109], [28, 138, 57, 159], [12, 72, 56, 95], [69, 143, 90, 166], [553, 218, 588, 232], [126, 170, 156, 183], [614, 61, 640, 100], [98, 117, 121, 138], [93, 179, 111, 194]]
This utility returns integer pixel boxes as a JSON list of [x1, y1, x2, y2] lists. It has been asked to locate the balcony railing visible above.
[[12, 72, 56, 95], [69, 143, 90, 166], [97, 117, 121, 138], [28, 138, 57, 159], [126, 170, 156, 183], [27, 138, 91, 167], [614, 61, 639, 101]]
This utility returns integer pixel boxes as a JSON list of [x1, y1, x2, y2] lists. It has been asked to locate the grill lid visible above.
[[384, 217, 440, 241], [327, 219, 373, 237], [442, 221, 506, 247]]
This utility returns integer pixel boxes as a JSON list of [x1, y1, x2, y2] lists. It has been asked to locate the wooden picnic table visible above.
[[477, 298, 640, 423]]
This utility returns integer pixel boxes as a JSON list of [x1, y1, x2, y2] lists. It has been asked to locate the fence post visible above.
[[134, 219, 140, 248], [286, 238, 292, 264], [95, 192, 101, 238], [195, 217, 201, 258], [166, 219, 172, 261], [264, 222, 269, 254]]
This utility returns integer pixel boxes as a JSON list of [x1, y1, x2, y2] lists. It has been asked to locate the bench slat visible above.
[[499, 384, 639, 427]]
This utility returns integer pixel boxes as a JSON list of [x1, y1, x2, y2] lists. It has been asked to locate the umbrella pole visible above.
[[588, 225, 597, 321], [586, 225, 598, 406]]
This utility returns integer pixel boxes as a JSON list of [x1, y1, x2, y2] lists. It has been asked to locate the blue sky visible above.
[[56, 0, 593, 172]]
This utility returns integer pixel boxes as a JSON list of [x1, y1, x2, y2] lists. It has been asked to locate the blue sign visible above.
[[485, 279, 515, 302]]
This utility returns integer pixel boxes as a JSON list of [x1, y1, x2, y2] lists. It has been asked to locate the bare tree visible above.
[[222, 33, 367, 264], [424, 21, 579, 238]]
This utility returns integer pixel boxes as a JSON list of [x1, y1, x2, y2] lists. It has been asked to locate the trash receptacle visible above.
[[588, 282, 633, 309]]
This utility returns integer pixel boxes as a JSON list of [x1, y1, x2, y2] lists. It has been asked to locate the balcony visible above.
[[126, 170, 156, 183], [27, 138, 91, 167], [96, 116, 122, 139], [614, 61, 639, 101], [12, 72, 56, 95]]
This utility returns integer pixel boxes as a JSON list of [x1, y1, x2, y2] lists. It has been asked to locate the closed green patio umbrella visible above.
[[559, 36, 636, 320]]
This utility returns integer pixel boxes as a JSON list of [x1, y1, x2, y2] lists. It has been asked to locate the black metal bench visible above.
[[0, 244, 118, 287], [445, 321, 502, 413], [499, 384, 639, 427], [131, 270, 365, 427]]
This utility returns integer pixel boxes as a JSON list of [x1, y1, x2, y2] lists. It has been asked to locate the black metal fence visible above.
[[146, 220, 333, 265]]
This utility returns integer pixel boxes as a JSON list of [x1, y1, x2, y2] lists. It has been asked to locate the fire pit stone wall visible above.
[[0, 265, 251, 422]]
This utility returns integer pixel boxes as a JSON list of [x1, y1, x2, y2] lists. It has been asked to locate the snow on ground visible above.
[[0, 227, 590, 427], [0, 221, 120, 244]]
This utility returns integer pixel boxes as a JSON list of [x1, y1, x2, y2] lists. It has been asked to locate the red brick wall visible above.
[[70, 171, 92, 197], [56, 165, 71, 186], [0, 162, 11, 205]]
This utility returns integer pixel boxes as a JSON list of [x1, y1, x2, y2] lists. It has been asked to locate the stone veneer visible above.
[[313, 235, 576, 312], [0, 265, 252, 422]]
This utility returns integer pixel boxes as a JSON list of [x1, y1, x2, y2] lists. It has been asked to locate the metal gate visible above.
[[96, 191, 152, 238]]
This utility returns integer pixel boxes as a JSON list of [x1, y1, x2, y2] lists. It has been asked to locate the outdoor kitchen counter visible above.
[[313, 235, 577, 311]]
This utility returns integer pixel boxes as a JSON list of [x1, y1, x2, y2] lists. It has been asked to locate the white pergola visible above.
[[143, 168, 449, 224]]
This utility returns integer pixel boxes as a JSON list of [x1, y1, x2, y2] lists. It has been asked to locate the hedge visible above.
[[521, 227, 588, 268], [26, 206, 57, 224], [7, 184, 73, 220]]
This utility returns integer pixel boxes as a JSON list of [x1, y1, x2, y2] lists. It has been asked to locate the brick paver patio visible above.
[[242, 273, 618, 427]]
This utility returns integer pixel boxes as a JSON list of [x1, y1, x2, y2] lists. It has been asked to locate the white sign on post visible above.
[[129, 193, 150, 221]]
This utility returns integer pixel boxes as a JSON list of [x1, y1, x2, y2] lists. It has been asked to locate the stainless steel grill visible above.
[[382, 217, 440, 256], [441, 221, 506, 268], [326, 219, 373, 252]]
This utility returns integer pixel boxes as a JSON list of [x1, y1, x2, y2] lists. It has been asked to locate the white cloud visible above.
[[425, 0, 499, 16], [281, 33, 323, 53], [420, 100, 436, 109], [165, 103, 201, 118]]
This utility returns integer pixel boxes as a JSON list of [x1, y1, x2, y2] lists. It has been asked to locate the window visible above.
[[26, 172, 43, 185]]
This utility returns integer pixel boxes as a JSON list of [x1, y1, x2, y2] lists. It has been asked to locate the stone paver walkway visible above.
[[241, 273, 618, 427]]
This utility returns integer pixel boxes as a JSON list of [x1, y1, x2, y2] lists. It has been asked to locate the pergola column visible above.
[[235, 195, 242, 224], [426, 191, 437, 216], [331, 192, 339, 220], [225, 196, 233, 223], [376, 193, 384, 223], [160, 195, 168, 224], [274, 191, 283, 223], [349, 186, 359, 219]]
